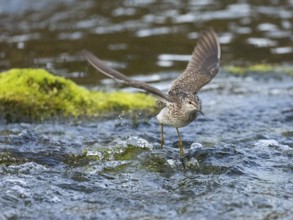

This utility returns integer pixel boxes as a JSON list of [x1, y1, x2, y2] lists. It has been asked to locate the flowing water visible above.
[[0, 0, 293, 219]]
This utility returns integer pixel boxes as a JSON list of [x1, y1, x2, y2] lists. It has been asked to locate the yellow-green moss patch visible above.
[[0, 68, 156, 122], [224, 64, 293, 76]]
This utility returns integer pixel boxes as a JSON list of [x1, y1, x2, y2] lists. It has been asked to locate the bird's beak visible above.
[[198, 110, 204, 116]]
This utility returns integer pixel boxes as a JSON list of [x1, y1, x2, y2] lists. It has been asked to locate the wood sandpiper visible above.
[[83, 28, 221, 161]]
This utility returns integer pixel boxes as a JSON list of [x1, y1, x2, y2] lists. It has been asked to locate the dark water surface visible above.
[[0, 0, 293, 84], [0, 0, 293, 219]]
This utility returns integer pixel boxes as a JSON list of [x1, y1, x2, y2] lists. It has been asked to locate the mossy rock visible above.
[[224, 64, 293, 76], [0, 68, 156, 122]]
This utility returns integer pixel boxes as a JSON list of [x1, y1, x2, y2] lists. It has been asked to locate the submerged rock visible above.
[[0, 69, 156, 122]]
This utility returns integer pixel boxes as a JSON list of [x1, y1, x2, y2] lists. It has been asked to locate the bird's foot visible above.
[[180, 156, 187, 169], [160, 140, 164, 150]]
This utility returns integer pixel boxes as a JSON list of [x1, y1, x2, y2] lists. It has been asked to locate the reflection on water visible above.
[[0, 0, 292, 84]]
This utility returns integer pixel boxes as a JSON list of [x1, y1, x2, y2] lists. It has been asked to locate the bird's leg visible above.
[[160, 124, 164, 149], [176, 128, 186, 168], [175, 128, 184, 158]]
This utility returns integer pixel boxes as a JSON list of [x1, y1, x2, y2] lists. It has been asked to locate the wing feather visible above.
[[82, 50, 171, 101], [168, 28, 221, 95]]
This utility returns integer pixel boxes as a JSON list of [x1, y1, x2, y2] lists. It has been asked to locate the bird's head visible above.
[[181, 93, 202, 114]]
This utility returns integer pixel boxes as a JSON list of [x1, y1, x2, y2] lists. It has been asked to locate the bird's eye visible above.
[[189, 101, 192, 104]]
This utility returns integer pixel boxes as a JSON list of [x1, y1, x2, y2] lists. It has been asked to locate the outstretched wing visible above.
[[83, 50, 171, 102], [168, 28, 221, 95]]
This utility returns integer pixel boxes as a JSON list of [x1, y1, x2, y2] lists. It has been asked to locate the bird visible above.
[[83, 28, 221, 161]]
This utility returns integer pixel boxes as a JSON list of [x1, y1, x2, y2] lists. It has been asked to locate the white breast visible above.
[[156, 106, 196, 128]]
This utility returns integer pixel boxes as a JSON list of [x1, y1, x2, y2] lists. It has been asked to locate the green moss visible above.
[[63, 151, 100, 167], [0, 151, 28, 166], [282, 131, 293, 137], [140, 153, 174, 176], [248, 64, 274, 72], [224, 66, 246, 75], [0, 68, 156, 122], [113, 145, 149, 161], [224, 64, 293, 76]]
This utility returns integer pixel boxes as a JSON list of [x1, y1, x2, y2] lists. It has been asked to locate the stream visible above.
[[0, 0, 293, 219]]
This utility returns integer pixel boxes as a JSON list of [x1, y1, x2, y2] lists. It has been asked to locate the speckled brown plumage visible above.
[[83, 28, 221, 160]]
